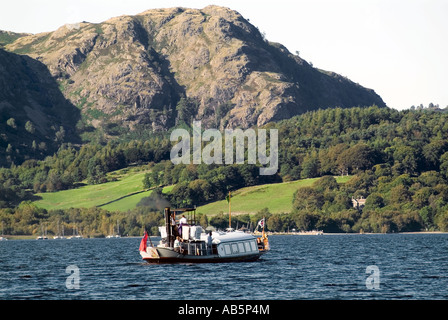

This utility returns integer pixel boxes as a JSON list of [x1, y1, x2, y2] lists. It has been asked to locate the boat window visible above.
[[244, 241, 251, 252], [224, 244, 231, 255], [231, 243, 238, 254], [250, 240, 257, 252]]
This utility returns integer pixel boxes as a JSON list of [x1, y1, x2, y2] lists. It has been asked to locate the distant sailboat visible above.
[[106, 220, 121, 238], [0, 222, 7, 241], [68, 225, 83, 239], [36, 224, 48, 240], [53, 221, 66, 239]]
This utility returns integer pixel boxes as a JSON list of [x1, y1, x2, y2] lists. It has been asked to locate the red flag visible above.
[[139, 231, 148, 252]]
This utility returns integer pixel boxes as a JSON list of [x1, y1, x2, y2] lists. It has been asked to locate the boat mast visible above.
[[263, 217, 266, 234], [228, 191, 231, 229]]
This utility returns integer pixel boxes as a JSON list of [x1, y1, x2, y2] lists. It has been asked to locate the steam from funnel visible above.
[[137, 190, 171, 211]]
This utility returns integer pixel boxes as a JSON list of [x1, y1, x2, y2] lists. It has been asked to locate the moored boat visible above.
[[53, 220, 66, 239], [106, 220, 121, 238], [67, 226, 83, 239], [36, 224, 48, 240], [0, 222, 7, 240], [139, 207, 269, 263]]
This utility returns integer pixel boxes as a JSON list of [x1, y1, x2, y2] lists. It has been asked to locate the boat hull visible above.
[[141, 247, 263, 263]]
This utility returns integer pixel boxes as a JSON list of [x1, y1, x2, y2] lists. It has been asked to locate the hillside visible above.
[[33, 167, 173, 211], [32, 165, 350, 214], [4, 106, 448, 235], [3, 6, 385, 146], [0, 30, 30, 47], [197, 176, 352, 215], [0, 48, 81, 166]]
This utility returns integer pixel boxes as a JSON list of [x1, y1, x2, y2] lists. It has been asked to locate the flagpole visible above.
[[263, 217, 266, 233], [261, 217, 266, 237], [228, 191, 231, 229], [147, 229, 153, 247]]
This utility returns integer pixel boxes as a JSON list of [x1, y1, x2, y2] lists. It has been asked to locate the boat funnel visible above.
[[164, 207, 174, 247]]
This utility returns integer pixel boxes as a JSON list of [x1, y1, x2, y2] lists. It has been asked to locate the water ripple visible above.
[[1, 234, 448, 299]]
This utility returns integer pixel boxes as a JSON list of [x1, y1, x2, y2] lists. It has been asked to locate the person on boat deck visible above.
[[207, 231, 213, 254], [178, 215, 188, 236], [174, 238, 180, 251], [171, 213, 178, 236]]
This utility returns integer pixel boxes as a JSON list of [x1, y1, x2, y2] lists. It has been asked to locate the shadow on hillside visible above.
[[0, 49, 82, 165]]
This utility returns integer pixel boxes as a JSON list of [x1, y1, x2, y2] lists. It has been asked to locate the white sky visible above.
[[1, 0, 447, 110]]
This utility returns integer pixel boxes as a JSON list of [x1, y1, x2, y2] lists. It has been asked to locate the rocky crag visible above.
[[3, 5, 386, 137]]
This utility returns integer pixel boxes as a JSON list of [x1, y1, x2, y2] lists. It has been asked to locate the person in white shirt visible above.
[[207, 231, 213, 254], [179, 215, 187, 225], [179, 215, 188, 237]]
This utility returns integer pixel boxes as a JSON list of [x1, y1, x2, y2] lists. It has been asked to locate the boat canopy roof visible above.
[[212, 231, 256, 244]]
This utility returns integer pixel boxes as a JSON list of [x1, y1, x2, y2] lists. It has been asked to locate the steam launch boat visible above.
[[139, 207, 270, 263]]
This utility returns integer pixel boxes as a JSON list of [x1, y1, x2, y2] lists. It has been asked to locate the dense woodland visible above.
[[3, 105, 448, 235]]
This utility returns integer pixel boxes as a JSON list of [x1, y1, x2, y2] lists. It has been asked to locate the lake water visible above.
[[1, 234, 448, 300]]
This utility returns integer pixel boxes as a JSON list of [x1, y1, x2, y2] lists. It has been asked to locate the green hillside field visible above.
[[33, 167, 173, 212], [197, 175, 352, 216], [33, 168, 351, 214]]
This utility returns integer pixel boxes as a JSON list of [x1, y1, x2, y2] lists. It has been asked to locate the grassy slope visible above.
[[197, 176, 352, 215], [33, 169, 351, 213], [34, 168, 153, 211]]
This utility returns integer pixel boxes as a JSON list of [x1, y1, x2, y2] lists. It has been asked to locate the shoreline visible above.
[[0, 235, 141, 240], [2, 231, 447, 241], [261, 231, 448, 236]]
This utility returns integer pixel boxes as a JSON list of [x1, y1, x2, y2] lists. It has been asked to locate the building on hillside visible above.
[[352, 196, 366, 210]]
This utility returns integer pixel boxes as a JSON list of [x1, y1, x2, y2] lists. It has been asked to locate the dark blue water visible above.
[[1, 234, 448, 300]]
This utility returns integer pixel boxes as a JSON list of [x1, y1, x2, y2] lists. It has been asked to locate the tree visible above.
[[364, 193, 385, 210], [393, 145, 419, 174], [169, 182, 193, 207], [320, 143, 349, 175], [142, 173, 152, 189], [267, 215, 283, 232], [412, 187, 433, 209], [176, 97, 198, 125], [215, 102, 233, 127], [293, 211, 319, 231], [179, 165, 197, 183], [55, 126, 65, 143], [293, 187, 324, 212], [209, 213, 229, 230], [301, 152, 319, 178], [45, 170, 65, 192], [25, 121, 35, 134], [238, 164, 259, 187], [87, 157, 106, 185], [419, 206, 435, 230], [439, 152, 448, 180], [313, 176, 339, 192], [423, 140, 448, 170], [337, 144, 377, 174], [388, 184, 411, 205], [436, 212, 448, 232], [6, 118, 17, 129], [348, 144, 377, 171], [188, 179, 212, 205], [336, 149, 351, 176]]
